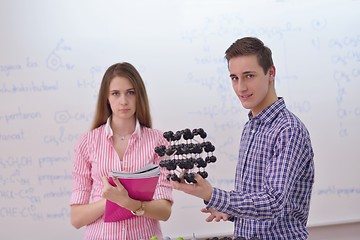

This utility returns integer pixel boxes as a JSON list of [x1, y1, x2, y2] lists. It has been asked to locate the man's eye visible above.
[[231, 76, 238, 81], [246, 74, 254, 79]]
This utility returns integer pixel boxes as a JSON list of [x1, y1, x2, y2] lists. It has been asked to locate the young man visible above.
[[171, 37, 315, 239]]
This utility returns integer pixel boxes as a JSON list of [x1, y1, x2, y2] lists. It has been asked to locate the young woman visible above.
[[70, 62, 173, 240]]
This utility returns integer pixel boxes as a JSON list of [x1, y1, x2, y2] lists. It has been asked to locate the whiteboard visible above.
[[1, 0, 360, 239]]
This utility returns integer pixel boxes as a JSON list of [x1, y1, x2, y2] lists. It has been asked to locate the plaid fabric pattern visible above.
[[208, 98, 314, 240]]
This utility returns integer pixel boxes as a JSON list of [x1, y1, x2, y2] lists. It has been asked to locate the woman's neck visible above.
[[110, 116, 136, 136]]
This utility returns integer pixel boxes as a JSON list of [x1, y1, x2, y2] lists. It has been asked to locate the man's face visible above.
[[228, 55, 275, 116]]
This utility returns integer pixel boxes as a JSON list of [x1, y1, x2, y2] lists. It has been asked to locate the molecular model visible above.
[[154, 128, 216, 183]]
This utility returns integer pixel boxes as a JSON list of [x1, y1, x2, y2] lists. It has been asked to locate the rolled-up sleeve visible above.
[[153, 133, 173, 204], [70, 133, 92, 205]]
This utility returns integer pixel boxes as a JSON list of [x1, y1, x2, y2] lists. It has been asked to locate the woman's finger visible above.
[[112, 177, 125, 191], [102, 176, 110, 186]]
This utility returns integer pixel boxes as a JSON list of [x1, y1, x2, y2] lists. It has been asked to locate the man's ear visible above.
[[268, 65, 276, 78]]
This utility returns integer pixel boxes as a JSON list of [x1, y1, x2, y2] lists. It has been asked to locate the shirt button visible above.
[[251, 129, 255, 134]]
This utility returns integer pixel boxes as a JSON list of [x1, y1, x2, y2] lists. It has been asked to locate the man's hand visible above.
[[201, 208, 229, 222], [170, 173, 213, 202]]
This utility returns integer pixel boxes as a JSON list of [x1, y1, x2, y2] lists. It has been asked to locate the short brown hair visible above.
[[225, 37, 274, 74], [91, 62, 152, 130]]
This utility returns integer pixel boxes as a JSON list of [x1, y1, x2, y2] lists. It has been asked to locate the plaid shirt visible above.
[[207, 98, 314, 240]]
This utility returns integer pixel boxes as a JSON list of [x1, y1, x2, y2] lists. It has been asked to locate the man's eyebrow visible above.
[[229, 71, 255, 78], [242, 71, 255, 75]]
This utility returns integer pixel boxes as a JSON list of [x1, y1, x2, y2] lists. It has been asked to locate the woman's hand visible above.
[[102, 176, 131, 207]]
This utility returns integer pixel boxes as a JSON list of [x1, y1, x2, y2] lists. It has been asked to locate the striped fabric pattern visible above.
[[70, 119, 172, 240]]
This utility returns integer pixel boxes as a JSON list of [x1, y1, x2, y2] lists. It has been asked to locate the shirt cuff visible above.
[[205, 187, 228, 209]]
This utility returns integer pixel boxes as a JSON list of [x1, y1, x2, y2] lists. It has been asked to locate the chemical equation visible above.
[[46, 39, 75, 71]]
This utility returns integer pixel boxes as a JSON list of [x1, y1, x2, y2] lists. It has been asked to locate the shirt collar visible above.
[[248, 97, 286, 123], [105, 116, 142, 139]]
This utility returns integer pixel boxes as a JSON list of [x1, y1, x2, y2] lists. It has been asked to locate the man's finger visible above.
[[194, 173, 204, 182], [215, 215, 222, 222], [205, 214, 215, 222], [201, 208, 210, 214]]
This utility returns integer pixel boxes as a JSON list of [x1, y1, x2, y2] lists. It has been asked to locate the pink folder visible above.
[[104, 168, 159, 222]]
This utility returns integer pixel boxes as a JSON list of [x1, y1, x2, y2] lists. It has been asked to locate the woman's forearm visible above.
[[141, 199, 172, 221], [70, 199, 106, 229]]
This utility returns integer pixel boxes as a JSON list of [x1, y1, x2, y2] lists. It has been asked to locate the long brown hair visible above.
[[91, 62, 152, 130], [225, 37, 274, 75]]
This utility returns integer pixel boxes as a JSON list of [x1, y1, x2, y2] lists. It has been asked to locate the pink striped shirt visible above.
[[70, 118, 173, 240]]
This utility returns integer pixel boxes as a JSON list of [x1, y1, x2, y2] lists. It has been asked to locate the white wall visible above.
[[308, 222, 360, 240]]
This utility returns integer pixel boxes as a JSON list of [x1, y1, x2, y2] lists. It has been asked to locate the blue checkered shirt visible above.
[[207, 98, 315, 240]]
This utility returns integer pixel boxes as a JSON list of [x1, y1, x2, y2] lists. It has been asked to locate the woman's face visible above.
[[108, 76, 136, 120]]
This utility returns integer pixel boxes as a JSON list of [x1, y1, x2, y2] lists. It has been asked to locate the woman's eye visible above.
[[127, 90, 135, 95], [110, 91, 120, 96]]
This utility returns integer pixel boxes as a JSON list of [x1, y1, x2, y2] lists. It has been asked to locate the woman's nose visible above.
[[119, 94, 128, 105]]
